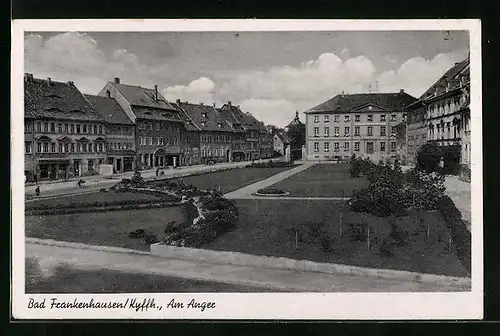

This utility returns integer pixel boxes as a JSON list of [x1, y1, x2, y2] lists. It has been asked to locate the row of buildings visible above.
[[24, 75, 275, 181], [303, 56, 471, 168]]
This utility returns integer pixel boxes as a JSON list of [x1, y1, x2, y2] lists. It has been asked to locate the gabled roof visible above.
[[217, 107, 245, 133], [24, 75, 103, 122], [305, 91, 417, 113], [286, 111, 305, 128], [220, 104, 261, 131], [84, 94, 133, 125], [131, 106, 183, 123], [420, 57, 470, 100], [170, 102, 200, 132], [109, 82, 177, 111], [275, 130, 290, 144], [177, 102, 233, 132]]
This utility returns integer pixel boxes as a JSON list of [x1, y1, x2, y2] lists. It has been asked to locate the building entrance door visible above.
[[116, 159, 122, 172], [73, 160, 80, 177]]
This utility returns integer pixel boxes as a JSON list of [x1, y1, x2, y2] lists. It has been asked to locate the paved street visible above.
[[25, 158, 282, 199], [26, 241, 470, 292]]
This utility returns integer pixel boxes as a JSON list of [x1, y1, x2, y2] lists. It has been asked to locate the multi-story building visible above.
[[98, 78, 184, 169], [24, 74, 107, 181], [171, 101, 201, 166], [304, 90, 417, 162], [272, 128, 290, 156], [419, 57, 471, 167], [406, 100, 428, 165], [258, 122, 274, 159], [85, 94, 136, 173], [219, 102, 261, 161], [284, 111, 306, 160], [176, 101, 234, 164], [394, 121, 407, 164]]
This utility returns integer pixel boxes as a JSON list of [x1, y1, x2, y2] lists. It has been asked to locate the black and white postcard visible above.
[[11, 19, 483, 320]]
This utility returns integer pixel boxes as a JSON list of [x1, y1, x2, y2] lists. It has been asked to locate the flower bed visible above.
[[255, 187, 288, 196], [246, 161, 295, 168], [113, 171, 239, 248]]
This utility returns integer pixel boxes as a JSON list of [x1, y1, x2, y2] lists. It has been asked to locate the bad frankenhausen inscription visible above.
[[28, 297, 216, 312]]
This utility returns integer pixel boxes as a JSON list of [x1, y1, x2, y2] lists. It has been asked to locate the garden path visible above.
[[444, 175, 471, 231], [224, 163, 315, 199], [26, 241, 469, 292]]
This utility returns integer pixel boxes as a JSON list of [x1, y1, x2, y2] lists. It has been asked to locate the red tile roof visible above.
[[110, 82, 178, 111], [220, 104, 262, 131]]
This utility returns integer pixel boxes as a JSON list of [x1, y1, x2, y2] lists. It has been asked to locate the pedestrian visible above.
[[35, 186, 40, 197]]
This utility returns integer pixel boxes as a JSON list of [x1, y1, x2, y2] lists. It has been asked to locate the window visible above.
[[367, 126, 373, 136], [50, 122, 55, 132], [25, 141, 32, 154], [93, 125, 97, 134], [157, 137, 160, 145], [344, 115, 350, 122], [148, 137, 153, 145], [50, 143, 55, 152], [391, 126, 396, 137], [366, 142, 374, 154], [44, 122, 49, 132], [324, 127, 330, 137], [43, 143, 49, 153], [83, 143, 88, 152], [37, 142, 42, 153], [334, 142, 339, 152], [324, 115, 330, 123], [367, 115, 373, 122], [99, 125, 103, 134], [314, 127, 319, 137], [354, 142, 360, 152], [334, 115, 339, 122], [324, 142, 330, 152], [380, 141, 386, 152], [57, 123, 62, 133], [64, 143, 69, 153], [344, 127, 350, 136], [314, 116, 319, 123], [71, 143, 75, 153], [58, 143, 63, 153], [355, 115, 360, 122], [391, 114, 397, 122], [65, 124, 68, 133], [380, 126, 386, 136], [76, 124, 81, 134], [381, 115, 386, 122], [160, 137, 164, 145], [354, 126, 360, 136], [390, 142, 396, 152], [89, 142, 93, 152], [94, 143, 98, 152], [156, 123, 160, 131], [99, 143, 103, 152], [36, 122, 41, 132], [314, 142, 319, 152], [334, 126, 339, 137], [25, 122, 32, 133], [148, 122, 153, 130], [70, 124, 75, 133], [83, 125, 87, 133]]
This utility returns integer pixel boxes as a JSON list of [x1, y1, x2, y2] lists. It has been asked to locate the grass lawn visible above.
[[270, 164, 369, 197], [202, 199, 469, 277], [25, 207, 186, 251], [26, 191, 164, 209], [25, 258, 275, 293], [152, 166, 295, 193]]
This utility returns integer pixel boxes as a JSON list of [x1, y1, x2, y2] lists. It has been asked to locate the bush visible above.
[[143, 231, 159, 244], [256, 187, 287, 195], [129, 228, 145, 238], [458, 164, 471, 183], [417, 142, 442, 173], [348, 223, 367, 242], [349, 154, 361, 178], [246, 161, 294, 168], [436, 195, 471, 274], [131, 170, 145, 186]]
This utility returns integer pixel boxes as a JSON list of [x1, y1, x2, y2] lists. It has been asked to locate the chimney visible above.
[[213, 103, 216, 107], [154, 85, 158, 100], [295, 111, 299, 119], [399, 89, 405, 94], [68, 81, 74, 86], [341, 91, 345, 97], [24, 73, 34, 82], [176, 99, 181, 104], [114, 77, 120, 84], [47, 77, 52, 86], [228, 101, 232, 107], [200, 102, 204, 105]]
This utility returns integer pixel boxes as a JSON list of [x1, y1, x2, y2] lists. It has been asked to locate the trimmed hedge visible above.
[[245, 161, 295, 168], [256, 187, 287, 195], [436, 195, 471, 274]]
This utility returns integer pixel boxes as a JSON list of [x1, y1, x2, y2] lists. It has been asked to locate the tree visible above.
[[416, 142, 442, 173]]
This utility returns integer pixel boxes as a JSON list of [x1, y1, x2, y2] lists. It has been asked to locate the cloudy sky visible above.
[[25, 31, 469, 127]]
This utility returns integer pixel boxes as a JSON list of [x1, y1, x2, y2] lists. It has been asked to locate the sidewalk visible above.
[[25, 159, 281, 199], [445, 175, 471, 230], [26, 241, 469, 292]]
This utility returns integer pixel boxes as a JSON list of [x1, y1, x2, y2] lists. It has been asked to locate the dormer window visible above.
[[106, 90, 111, 98], [201, 121, 206, 126], [217, 123, 222, 128], [202, 113, 208, 118]]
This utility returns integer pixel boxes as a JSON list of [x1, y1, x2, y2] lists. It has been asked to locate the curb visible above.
[[150, 243, 471, 287], [26, 237, 151, 255]]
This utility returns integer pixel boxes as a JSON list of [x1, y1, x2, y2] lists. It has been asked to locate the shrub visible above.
[[143, 231, 159, 244], [256, 187, 287, 195], [379, 237, 395, 257], [246, 161, 294, 168], [416, 142, 442, 173], [458, 164, 471, 183], [131, 170, 145, 186], [349, 154, 361, 178], [348, 223, 367, 242], [129, 229, 145, 238]]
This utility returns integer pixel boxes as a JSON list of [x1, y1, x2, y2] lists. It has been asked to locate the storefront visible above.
[[37, 158, 70, 181]]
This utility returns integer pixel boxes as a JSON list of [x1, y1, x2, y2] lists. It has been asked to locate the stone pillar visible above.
[[173, 156, 177, 168]]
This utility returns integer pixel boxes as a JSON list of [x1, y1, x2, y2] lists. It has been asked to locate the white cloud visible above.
[[376, 52, 467, 97], [239, 98, 298, 127], [340, 48, 350, 59], [162, 77, 216, 104]]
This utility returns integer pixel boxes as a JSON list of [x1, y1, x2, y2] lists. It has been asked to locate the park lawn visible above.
[[270, 164, 369, 197], [156, 166, 295, 193], [26, 191, 164, 209], [25, 258, 276, 293], [201, 199, 469, 277], [25, 207, 186, 251]]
